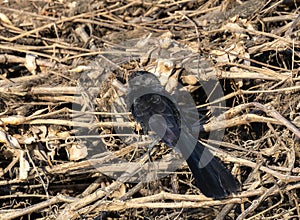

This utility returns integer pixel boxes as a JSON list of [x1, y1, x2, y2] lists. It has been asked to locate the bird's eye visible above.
[[150, 95, 161, 104]]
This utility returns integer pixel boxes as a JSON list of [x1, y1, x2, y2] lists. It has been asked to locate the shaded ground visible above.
[[0, 0, 300, 219]]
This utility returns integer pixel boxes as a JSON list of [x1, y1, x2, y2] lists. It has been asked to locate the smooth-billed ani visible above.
[[126, 71, 238, 199]]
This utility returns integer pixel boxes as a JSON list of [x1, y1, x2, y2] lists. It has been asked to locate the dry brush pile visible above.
[[0, 0, 300, 219]]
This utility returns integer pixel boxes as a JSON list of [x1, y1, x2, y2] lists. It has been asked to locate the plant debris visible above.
[[0, 0, 300, 219]]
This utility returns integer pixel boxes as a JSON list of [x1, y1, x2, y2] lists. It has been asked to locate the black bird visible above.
[[126, 71, 238, 199]]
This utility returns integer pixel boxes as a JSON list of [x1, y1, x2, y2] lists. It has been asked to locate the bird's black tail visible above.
[[186, 142, 238, 199], [176, 130, 238, 199]]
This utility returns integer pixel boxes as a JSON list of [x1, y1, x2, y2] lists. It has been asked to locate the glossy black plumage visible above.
[[126, 71, 238, 199]]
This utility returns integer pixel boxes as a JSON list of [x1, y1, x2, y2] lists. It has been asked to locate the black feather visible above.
[[126, 71, 238, 199]]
